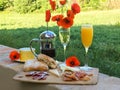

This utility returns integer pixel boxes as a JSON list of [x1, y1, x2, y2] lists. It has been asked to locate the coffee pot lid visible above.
[[40, 30, 56, 39]]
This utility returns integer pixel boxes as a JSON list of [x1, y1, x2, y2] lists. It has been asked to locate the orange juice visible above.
[[81, 26, 93, 48]]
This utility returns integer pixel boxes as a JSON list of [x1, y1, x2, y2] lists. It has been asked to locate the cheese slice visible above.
[[59, 63, 80, 72], [49, 69, 60, 77], [63, 66, 80, 71]]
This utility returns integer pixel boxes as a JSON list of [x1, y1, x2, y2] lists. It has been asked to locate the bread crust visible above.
[[23, 60, 49, 72], [37, 54, 57, 69]]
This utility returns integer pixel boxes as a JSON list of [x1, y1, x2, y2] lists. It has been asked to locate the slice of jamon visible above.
[[62, 76, 73, 81], [25, 71, 49, 80], [62, 70, 93, 81], [63, 72, 79, 81], [75, 71, 87, 79]]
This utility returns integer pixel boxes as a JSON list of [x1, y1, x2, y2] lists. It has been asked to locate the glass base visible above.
[[80, 66, 93, 71]]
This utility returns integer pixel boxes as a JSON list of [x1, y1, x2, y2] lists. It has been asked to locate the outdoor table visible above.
[[0, 45, 120, 90]]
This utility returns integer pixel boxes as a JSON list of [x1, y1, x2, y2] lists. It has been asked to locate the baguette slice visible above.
[[37, 54, 57, 69], [23, 60, 48, 72]]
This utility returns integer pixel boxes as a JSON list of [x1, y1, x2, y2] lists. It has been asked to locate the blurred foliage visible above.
[[0, 0, 120, 13], [13, 0, 42, 13], [0, 0, 12, 10]]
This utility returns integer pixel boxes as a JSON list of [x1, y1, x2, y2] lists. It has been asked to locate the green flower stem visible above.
[[46, 22, 48, 31]]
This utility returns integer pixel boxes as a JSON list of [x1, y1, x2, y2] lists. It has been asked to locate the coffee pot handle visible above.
[[30, 38, 39, 58]]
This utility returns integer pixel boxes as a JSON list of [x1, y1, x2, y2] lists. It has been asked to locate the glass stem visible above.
[[46, 22, 48, 31], [85, 47, 89, 67], [63, 44, 67, 62]]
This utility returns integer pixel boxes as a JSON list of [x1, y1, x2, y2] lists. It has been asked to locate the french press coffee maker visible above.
[[30, 30, 56, 58]]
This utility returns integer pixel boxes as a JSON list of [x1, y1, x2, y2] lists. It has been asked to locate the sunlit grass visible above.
[[74, 9, 120, 25], [0, 9, 120, 30]]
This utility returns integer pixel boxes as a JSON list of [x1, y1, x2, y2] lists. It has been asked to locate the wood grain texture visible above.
[[13, 68, 99, 85]]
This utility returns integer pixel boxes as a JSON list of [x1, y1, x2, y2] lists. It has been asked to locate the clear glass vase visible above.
[[59, 27, 70, 64]]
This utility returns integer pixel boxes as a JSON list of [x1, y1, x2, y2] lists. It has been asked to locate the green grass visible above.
[[0, 9, 120, 77], [1, 9, 120, 29]]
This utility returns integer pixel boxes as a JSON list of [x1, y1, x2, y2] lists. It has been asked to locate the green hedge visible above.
[[0, 0, 120, 13], [13, 0, 42, 13], [0, 0, 9, 10]]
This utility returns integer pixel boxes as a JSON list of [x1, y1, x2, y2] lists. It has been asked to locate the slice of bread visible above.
[[37, 54, 57, 69], [23, 60, 48, 72]]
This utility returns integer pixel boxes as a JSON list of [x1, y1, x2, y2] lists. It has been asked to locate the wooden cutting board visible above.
[[13, 68, 99, 85]]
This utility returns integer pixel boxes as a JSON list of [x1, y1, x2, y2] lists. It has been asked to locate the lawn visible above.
[[0, 9, 120, 77]]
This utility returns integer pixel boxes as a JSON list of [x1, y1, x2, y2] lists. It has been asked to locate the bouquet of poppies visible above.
[[45, 0, 81, 67], [45, 0, 81, 29]]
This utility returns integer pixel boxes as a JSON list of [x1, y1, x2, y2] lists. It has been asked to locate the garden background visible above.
[[0, 0, 120, 77]]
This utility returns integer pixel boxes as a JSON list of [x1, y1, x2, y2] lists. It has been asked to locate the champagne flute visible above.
[[81, 24, 93, 70], [59, 28, 70, 63]]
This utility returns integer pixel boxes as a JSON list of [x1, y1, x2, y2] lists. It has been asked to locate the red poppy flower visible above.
[[59, 0, 66, 5], [49, 0, 56, 11], [52, 14, 63, 26], [9, 50, 20, 61], [66, 56, 80, 67], [57, 19, 62, 26], [60, 17, 73, 29], [71, 3, 80, 14], [52, 14, 63, 21], [45, 10, 51, 22], [67, 10, 74, 19]]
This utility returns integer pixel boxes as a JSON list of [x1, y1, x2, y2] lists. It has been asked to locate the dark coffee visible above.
[[41, 49, 55, 58]]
